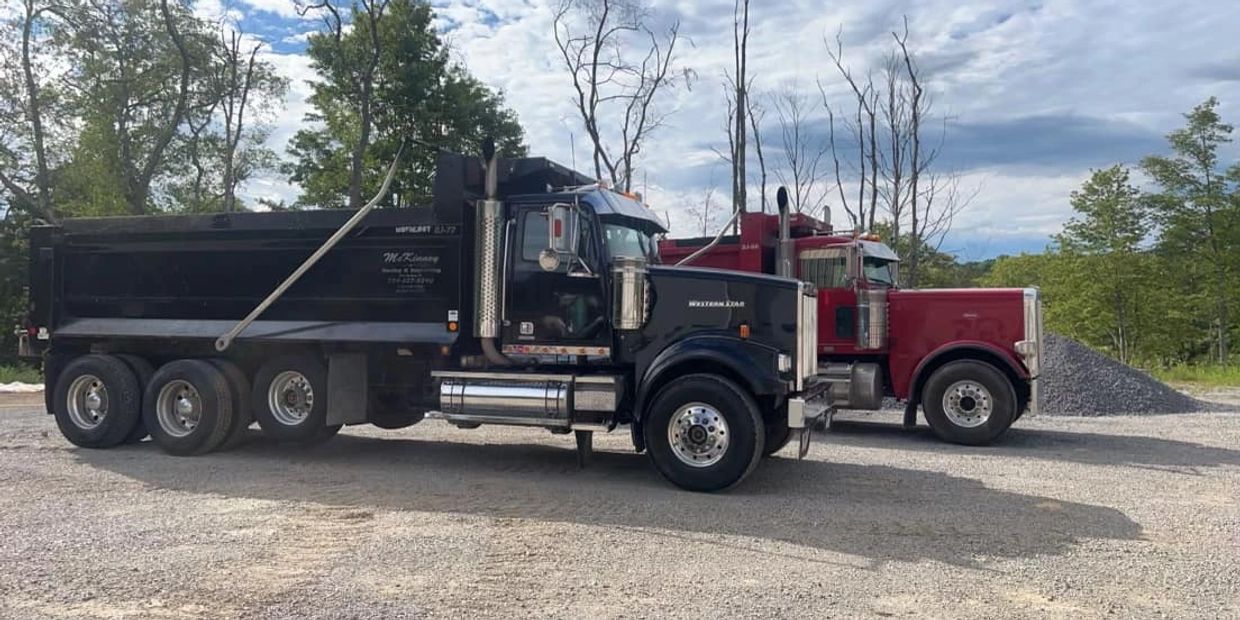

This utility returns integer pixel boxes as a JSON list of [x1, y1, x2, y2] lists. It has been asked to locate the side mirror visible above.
[[539, 203, 581, 272]]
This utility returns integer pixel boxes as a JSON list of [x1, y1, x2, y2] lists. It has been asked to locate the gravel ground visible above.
[[1, 395, 1238, 619], [1039, 334, 1219, 415]]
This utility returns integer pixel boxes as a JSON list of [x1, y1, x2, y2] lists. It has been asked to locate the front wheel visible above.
[[643, 374, 765, 492], [921, 360, 1016, 446]]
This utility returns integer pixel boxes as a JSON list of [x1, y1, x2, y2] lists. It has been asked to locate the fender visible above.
[[902, 340, 1029, 426], [634, 334, 784, 426]]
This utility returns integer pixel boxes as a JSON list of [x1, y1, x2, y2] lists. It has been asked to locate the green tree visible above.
[[290, 0, 525, 210], [1142, 97, 1240, 363], [1053, 166, 1153, 363]]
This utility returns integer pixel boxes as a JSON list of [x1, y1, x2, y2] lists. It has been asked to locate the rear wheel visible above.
[[922, 360, 1016, 446], [51, 355, 142, 449], [251, 355, 332, 444], [116, 354, 155, 443], [143, 360, 235, 456], [208, 359, 253, 450], [643, 374, 764, 492]]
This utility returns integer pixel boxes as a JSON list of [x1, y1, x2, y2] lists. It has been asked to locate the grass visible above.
[[0, 363, 42, 385], [1152, 364, 1240, 389]]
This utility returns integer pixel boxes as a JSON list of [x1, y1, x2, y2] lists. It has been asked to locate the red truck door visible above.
[[796, 244, 858, 354]]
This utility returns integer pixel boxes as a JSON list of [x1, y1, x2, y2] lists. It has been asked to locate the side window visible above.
[[799, 248, 851, 289], [521, 211, 548, 262]]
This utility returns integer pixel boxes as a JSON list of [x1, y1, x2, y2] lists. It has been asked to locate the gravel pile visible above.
[[1039, 333, 1212, 416]]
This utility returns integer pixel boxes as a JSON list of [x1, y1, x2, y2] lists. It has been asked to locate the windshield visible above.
[[863, 256, 898, 287], [604, 223, 656, 260]]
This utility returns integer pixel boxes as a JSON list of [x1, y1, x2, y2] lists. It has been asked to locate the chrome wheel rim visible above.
[[66, 374, 109, 430], [268, 371, 313, 426], [942, 380, 993, 428], [156, 380, 202, 438], [667, 402, 729, 468]]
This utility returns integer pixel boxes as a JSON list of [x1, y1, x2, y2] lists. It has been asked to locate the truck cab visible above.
[[660, 206, 1043, 446]]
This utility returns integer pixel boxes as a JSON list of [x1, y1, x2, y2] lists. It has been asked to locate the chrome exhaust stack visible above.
[[473, 139, 509, 365], [775, 186, 793, 278]]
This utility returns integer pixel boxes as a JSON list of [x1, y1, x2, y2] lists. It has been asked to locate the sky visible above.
[[205, 0, 1240, 260]]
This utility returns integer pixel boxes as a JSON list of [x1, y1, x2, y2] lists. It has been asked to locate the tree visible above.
[[1142, 97, 1240, 363], [728, 0, 749, 224], [56, 0, 208, 215], [552, 0, 683, 192], [1054, 166, 1152, 363], [771, 88, 829, 218], [824, 18, 966, 286], [291, 0, 525, 209], [0, 0, 70, 224]]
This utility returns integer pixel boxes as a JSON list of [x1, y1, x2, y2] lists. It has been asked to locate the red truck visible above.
[[659, 193, 1043, 445]]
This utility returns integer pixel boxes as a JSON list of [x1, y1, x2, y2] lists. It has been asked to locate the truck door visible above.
[[504, 207, 612, 355], [797, 245, 858, 354]]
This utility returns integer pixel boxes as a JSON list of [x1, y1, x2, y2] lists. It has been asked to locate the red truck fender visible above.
[[902, 340, 1031, 427]]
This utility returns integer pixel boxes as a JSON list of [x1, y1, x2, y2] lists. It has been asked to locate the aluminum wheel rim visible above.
[[66, 374, 109, 430], [667, 402, 730, 468], [942, 380, 993, 428], [268, 371, 313, 426], [156, 380, 202, 438]]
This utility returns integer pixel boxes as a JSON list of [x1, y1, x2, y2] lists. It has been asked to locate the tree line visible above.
[[985, 98, 1239, 367], [0, 0, 527, 362]]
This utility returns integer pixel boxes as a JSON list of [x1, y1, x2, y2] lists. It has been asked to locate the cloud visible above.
[[232, 0, 1240, 257]]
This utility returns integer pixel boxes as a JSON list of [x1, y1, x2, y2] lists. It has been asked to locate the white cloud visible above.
[[233, 0, 1240, 255]]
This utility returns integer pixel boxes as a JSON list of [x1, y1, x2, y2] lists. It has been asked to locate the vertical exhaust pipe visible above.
[[775, 186, 792, 278], [474, 138, 511, 365]]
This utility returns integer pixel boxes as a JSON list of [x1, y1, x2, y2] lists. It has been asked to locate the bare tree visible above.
[[553, 0, 683, 192], [822, 18, 970, 286], [217, 29, 262, 212], [729, 0, 750, 223], [746, 93, 768, 213], [772, 88, 829, 217], [826, 31, 880, 230], [685, 185, 722, 236]]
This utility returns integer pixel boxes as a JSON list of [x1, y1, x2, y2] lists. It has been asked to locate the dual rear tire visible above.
[[51, 353, 341, 455]]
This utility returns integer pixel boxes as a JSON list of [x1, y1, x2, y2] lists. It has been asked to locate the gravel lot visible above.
[[1, 393, 1237, 619]]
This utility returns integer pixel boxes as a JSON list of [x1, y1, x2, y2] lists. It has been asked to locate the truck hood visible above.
[[649, 264, 804, 291]]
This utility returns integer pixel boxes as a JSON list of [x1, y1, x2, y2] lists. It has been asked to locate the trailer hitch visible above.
[[214, 145, 404, 352]]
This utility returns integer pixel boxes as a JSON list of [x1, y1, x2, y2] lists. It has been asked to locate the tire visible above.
[[921, 360, 1016, 446], [116, 354, 155, 443], [763, 420, 793, 457], [51, 354, 143, 449], [368, 391, 424, 430], [251, 354, 331, 443], [143, 360, 236, 456], [643, 374, 765, 492], [208, 359, 253, 450]]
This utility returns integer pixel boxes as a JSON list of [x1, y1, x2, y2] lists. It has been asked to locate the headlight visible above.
[[777, 353, 793, 373]]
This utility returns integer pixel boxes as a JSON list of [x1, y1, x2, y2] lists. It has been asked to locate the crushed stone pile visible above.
[[1039, 333, 1214, 416]]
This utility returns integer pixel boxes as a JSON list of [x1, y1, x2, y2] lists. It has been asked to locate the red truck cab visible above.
[[660, 210, 1043, 445]]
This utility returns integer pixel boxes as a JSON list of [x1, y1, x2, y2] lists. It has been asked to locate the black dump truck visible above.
[[17, 147, 822, 491]]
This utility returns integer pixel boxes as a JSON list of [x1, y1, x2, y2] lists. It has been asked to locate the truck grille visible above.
[[796, 284, 818, 391]]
